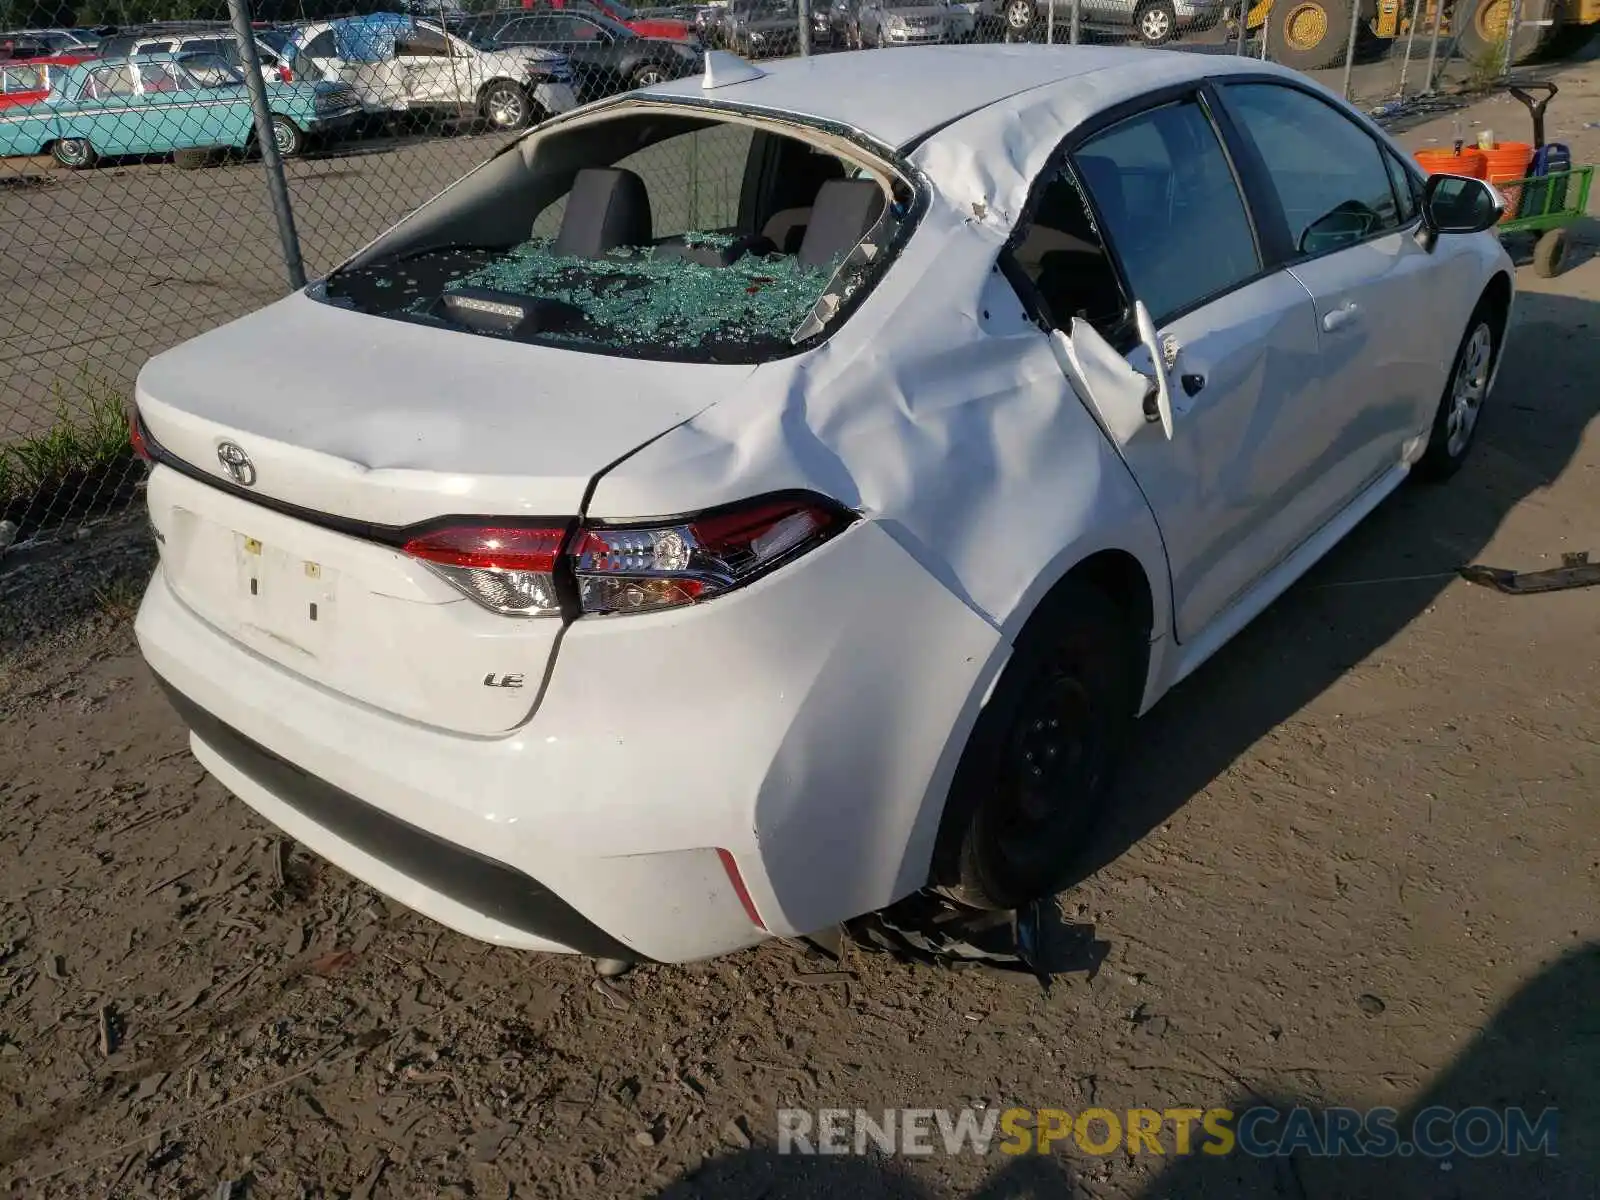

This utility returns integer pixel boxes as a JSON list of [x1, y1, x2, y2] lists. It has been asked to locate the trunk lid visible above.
[[137, 291, 751, 735]]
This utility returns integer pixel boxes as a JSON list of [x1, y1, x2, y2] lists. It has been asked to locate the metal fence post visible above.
[[1397, 0, 1425, 97], [1259, 1, 1270, 56], [1340, 0, 1362, 98], [227, 0, 305, 290], [1070, 0, 1082, 43], [1501, 0, 1524, 75], [1423, 0, 1445, 92], [799, 0, 813, 54], [1047, 0, 1056, 43], [1235, 3, 1250, 53]]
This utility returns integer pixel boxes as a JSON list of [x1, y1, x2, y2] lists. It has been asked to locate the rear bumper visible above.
[[153, 673, 641, 960], [135, 512, 1003, 962]]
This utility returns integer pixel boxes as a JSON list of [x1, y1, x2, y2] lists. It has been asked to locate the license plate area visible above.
[[234, 531, 338, 659]]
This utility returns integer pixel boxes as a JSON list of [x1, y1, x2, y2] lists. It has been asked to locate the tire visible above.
[[480, 80, 532, 131], [1532, 227, 1568, 278], [1135, 0, 1178, 44], [50, 137, 96, 169], [630, 62, 673, 88], [270, 114, 303, 158], [1537, 20, 1598, 60], [934, 581, 1142, 910], [1270, 0, 1355, 71], [173, 146, 211, 170], [1454, 0, 1552, 66], [1005, 0, 1036, 33], [1415, 297, 1504, 481]]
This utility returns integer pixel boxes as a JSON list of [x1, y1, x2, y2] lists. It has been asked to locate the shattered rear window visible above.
[[322, 234, 845, 362]]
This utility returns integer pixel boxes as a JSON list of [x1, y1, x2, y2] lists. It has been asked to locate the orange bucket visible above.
[[1481, 142, 1534, 222], [1414, 147, 1488, 178]]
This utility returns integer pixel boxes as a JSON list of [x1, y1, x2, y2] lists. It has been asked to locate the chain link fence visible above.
[[1, 0, 1593, 555]]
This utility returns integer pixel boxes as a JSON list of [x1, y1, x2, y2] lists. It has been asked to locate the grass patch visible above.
[[93, 574, 146, 623], [1, 369, 141, 541]]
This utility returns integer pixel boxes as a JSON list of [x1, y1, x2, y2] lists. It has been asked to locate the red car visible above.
[[516, 0, 698, 42], [0, 53, 92, 111]]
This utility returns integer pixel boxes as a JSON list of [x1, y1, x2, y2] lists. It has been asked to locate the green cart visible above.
[[1496, 82, 1595, 279]]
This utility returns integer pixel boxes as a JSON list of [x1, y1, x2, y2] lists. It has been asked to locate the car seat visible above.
[[552, 167, 652, 258]]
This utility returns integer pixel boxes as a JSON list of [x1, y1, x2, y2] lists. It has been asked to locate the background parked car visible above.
[[0, 33, 53, 61], [288, 13, 578, 130], [855, 0, 967, 45], [0, 54, 92, 111], [517, 0, 701, 42], [96, 27, 303, 83], [720, 0, 803, 56], [1002, 0, 1224, 44], [460, 10, 701, 101], [0, 27, 102, 53], [0, 52, 362, 166]]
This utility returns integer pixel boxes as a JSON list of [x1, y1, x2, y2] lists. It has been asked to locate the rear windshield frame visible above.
[[308, 98, 930, 366]]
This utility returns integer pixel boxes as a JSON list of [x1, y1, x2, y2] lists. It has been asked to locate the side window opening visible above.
[[1009, 165, 1130, 340], [1013, 98, 1259, 335]]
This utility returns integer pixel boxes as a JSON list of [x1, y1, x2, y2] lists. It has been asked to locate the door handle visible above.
[[1322, 301, 1360, 332]]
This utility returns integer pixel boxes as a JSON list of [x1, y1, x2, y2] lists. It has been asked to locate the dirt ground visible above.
[[2, 74, 1599, 1200]]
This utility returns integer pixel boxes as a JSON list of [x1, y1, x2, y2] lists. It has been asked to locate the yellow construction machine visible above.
[[1236, 0, 1600, 71]]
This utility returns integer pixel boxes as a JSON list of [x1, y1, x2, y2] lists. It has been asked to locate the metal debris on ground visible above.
[[1459, 550, 1600, 594], [847, 892, 1057, 987]]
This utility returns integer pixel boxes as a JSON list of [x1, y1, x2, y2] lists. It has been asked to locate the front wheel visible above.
[[934, 581, 1141, 910], [1005, 0, 1036, 33], [51, 137, 96, 169], [1416, 301, 1503, 481], [481, 81, 532, 131], [1136, 0, 1178, 43], [270, 114, 304, 158]]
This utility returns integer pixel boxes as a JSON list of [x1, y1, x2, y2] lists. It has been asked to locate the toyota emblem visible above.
[[216, 441, 256, 487]]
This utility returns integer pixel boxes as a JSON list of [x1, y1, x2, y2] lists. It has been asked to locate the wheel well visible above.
[[1481, 271, 1513, 328], [1063, 549, 1155, 646]]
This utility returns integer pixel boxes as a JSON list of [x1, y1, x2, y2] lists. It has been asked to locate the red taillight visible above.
[[572, 497, 847, 616], [402, 495, 852, 619], [404, 525, 567, 617], [277, 65, 293, 82], [129, 411, 152, 462], [404, 525, 564, 572]]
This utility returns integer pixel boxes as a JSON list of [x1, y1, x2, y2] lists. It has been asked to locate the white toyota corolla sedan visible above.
[[133, 44, 1512, 966]]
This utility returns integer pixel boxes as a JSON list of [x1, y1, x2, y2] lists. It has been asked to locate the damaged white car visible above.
[[132, 45, 1512, 966]]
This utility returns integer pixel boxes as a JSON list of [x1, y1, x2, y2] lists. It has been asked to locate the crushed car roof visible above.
[[635, 43, 1237, 150]]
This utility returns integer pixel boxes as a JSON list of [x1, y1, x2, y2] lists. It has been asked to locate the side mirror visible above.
[[1421, 173, 1503, 236], [1133, 300, 1174, 440]]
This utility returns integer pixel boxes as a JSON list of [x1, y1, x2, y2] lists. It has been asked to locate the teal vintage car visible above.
[[0, 51, 363, 167]]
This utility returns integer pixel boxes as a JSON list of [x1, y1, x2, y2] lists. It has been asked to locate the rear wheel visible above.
[[630, 62, 672, 88], [1532, 227, 1568, 278], [1270, 0, 1355, 70], [1455, 0, 1552, 65], [51, 137, 96, 169], [934, 582, 1141, 910], [481, 80, 532, 131], [1136, 0, 1178, 44], [1416, 299, 1503, 481]]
